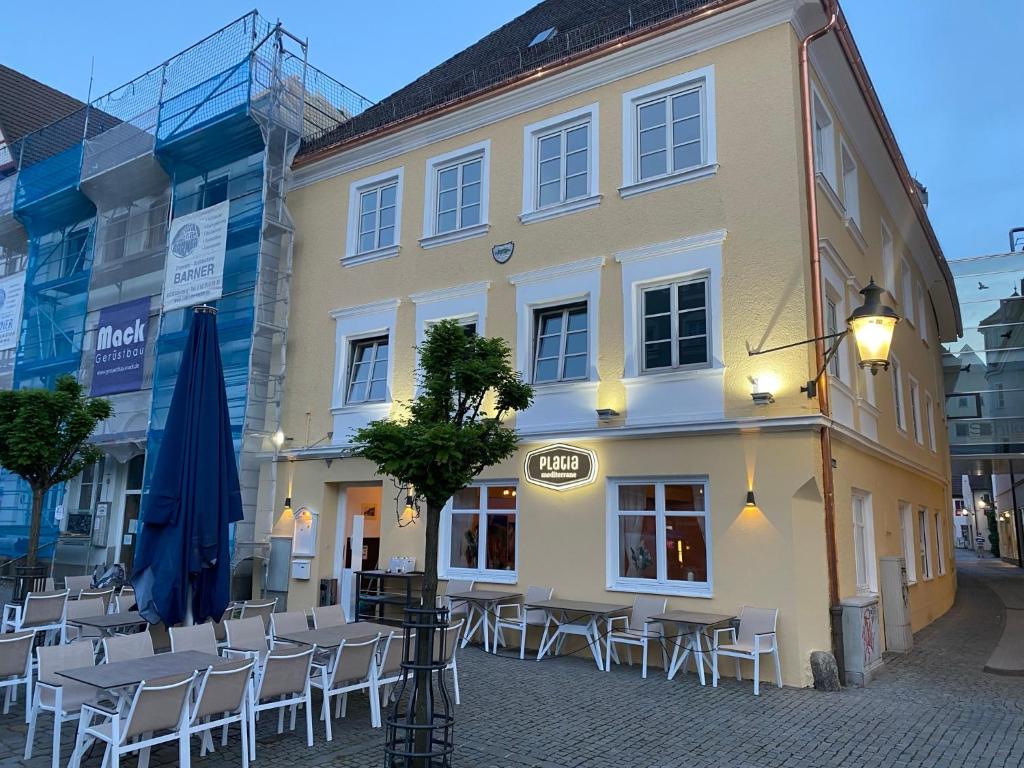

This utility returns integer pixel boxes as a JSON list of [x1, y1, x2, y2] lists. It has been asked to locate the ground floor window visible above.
[[852, 491, 876, 594], [441, 482, 517, 581], [918, 508, 933, 579], [607, 478, 710, 596]]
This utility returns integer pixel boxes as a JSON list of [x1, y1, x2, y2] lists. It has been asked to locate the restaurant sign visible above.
[[524, 443, 597, 491]]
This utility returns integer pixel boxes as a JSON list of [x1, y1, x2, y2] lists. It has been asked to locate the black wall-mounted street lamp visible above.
[[750, 278, 900, 398]]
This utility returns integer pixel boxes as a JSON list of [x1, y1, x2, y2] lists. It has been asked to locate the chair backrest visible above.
[[225, 617, 269, 654], [113, 593, 136, 614], [103, 632, 155, 663], [737, 606, 778, 646], [37, 641, 96, 686], [0, 630, 34, 678], [148, 622, 172, 653], [123, 673, 195, 741], [257, 646, 313, 700], [379, 630, 416, 677], [21, 590, 69, 628], [444, 580, 474, 598], [65, 597, 105, 622], [630, 596, 668, 631], [271, 611, 310, 636], [433, 620, 463, 665], [240, 599, 277, 631], [310, 604, 345, 629], [524, 586, 554, 624], [169, 623, 218, 655], [64, 575, 94, 597], [193, 659, 254, 721], [79, 588, 114, 612], [329, 635, 380, 688]]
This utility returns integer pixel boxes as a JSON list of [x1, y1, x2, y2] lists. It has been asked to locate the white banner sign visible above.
[[0, 271, 26, 351], [162, 200, 230, 312]]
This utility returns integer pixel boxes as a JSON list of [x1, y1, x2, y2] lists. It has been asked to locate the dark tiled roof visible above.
[[0, 65, 86, 145], [299, 0, 724, 157]]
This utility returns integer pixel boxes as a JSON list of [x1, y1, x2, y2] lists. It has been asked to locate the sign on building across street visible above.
[[524, 443, 598, 491], [91, 297, 150, 396], [0, 271, 26, 352], [162, 200, 230, 312]]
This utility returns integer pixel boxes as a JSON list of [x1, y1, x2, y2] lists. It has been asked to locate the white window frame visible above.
[[900, 255, 915, 323], [532, 302, 590, 384], [421, 140, 490, 248], [852, 490, 877, 595], [908, 375, 923, 444], [899, 502, 917, 584], [925, 391, 937, 451], [891, 355, 906, 433], [840, 137, 860, 227], [521, 103, 600, 224], [935, 510, 946, 575], [345, 335, 390, 405], [439, 481, 519, 584], [344, 167, 404, 267], [826, 291, 842, 379], [916, 281, 928, 342], [639, 276, 711, 374], [620, 65, 717, 199], [605, 477, 712, 598], [881, 220, 896, 296], [918, 507, 933, 580], [812, 88, 837, 191]]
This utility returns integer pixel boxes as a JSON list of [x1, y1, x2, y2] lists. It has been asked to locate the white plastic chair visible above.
[[186, 658, 255, 765], [0, 630, 34, 720], [63, 575, 93, 599], [711, 606, 782, 695], [170, 622, 219, 656], [605, 596, 668, 679], [310, 604, 346, 629], [102, 632, 155, 664], [25, 641, 105, 768], [435, 620, 464, 705], [79, 587, 115, 614], [440, 579, 474, 624], [376, 630, 415, 705], [1, 589, 69, 644], [250, 645, 316, 758], [492, 586, 553, 659], [240, 599, 277, 637], [62, 597, 106, 645], [270, 610, 309, 637], [69, 672, 196, 768], [310, 634, 382, 736], [225, 617, 273, 664]]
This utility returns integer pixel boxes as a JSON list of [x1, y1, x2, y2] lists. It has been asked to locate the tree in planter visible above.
[[354, 319, 532, 763], [0, 375, 112, 566]]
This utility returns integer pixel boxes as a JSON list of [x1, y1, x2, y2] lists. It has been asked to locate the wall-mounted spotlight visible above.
[[596, 408, 620, 421], [745, 490, 757, 507]]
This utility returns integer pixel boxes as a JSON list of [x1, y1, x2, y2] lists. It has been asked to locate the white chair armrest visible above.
[[80, 701, 118, 719], [753, 631, 776, 652], [608, 615, 629, 628], [712, 627, 737, 648], [223, 647, 259, 662], [495, 603, 522, 617]]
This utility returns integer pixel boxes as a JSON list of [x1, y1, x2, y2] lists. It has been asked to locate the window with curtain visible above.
[[444, 484, 518, 579]]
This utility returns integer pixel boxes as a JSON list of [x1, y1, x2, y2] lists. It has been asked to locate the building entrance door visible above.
[[118, 454, 146, 572]]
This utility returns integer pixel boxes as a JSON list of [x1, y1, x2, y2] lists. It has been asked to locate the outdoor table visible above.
[[275, 621, 394, 650], [525, 599, 629, 670], [65, 611, 147, 637], [58, 650, 229, 690], [447, 590, 521, 652], [647, 610, 736, 685]]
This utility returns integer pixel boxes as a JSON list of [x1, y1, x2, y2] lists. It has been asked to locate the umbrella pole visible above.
[[185, 583, 194, 626]]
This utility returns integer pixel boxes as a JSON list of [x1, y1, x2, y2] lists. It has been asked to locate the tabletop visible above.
[[647, 610, 736, 626], [58, 650, 228, 690], [66, 611, 146, 629], [276, 621, 395, 649], [446, 590, 521, 602], [525, 599, 629, 616]]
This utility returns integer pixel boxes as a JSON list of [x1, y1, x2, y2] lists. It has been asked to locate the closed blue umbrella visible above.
[[133, 305, 242, 626]]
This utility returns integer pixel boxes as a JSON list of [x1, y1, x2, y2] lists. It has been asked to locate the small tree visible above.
[[354, 320, 532, 760], [0, 375, 112, 566]]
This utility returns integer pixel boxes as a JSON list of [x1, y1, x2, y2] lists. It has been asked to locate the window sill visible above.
[[844, 216, 867, 253], [530, 378, 599, 395], [618, 163, 718, 199], [441, 569, 517, 585], [341, 244, 400, 268], [815, 172, 844, 217], [607, 581, 712, 599], [419, 223, 490, 250], [330, 401, 390, 416], [520, 194, 602, 225], [856, 398, 881, 417], [625, 365, 721, 384]]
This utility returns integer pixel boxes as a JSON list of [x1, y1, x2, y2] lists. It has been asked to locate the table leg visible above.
[[481, 602, 491, 653], [588, 618, 603, 670], [460, 604, 482, 649], [666, 629, 683, 680], [536, 613, 556, 660], [693, 630, 707, 686]]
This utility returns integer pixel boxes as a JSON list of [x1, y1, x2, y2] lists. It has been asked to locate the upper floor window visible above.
[[422, 141, 490, 248], [621, 66, 716, 198], [840, 140, 860, 226], [641, 278, 709, 372], [918, 508, 933, 579], [900, 255, 914, 322], [347, 336, 389, 404], [812, 90, 836, 189], [533, 302, 588, 384], [916, 281, 928, 342], [908, 376, 923, 444], [881, 221, 895, 295], [344, 168, 404, 266], [826, 296, 841, 377], [892, 356, 906, 432], [521, 105, 600, 223], [925, 392, 937, 451]]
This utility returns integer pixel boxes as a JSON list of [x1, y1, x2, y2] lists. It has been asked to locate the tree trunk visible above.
[[25, 486, 45, 567], [411, 499, 442, 766]]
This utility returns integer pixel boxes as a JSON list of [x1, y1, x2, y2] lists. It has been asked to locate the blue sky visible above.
[[3, 1, 1021, 259]]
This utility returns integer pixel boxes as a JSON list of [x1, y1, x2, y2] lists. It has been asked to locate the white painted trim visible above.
[[844, 217, 867, 253], [615, 229, 727, 265], [507, 255, 606, 286], [925, 390, 937, 452], [521, 103, 600, 220], [851, 489, 878, 595], [329, 298, 400, 413], [409, 281, 491, 305], [815, 171, 844, 219], [438, 479, 520, 583], [344, 166, 404, 267], [907, 373, 923, 445], [830, 422, 948, 486], [620, 64, 717, 194], [839, 134, 861, 229], [291, 0, 796, 190], [412, 282, 490, 392], [898, 501, 918, 584], [811, 83, 838, 191], [329, 298, 401, 321], [421, 139, 491, 244]]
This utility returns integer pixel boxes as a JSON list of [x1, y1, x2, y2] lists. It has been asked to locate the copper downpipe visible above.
[[799, 0, 843, 677]]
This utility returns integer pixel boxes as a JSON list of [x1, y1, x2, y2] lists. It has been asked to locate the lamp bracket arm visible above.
[[748, 330, 847, 357]]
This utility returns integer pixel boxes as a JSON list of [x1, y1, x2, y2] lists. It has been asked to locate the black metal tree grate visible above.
[[384, 605, 455, 767]]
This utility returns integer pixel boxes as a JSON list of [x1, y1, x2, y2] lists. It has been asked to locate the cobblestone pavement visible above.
[[3, 556, 1023, 768]]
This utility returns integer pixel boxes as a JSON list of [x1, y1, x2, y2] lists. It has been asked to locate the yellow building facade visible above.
[[268, 0, 960, 686]]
